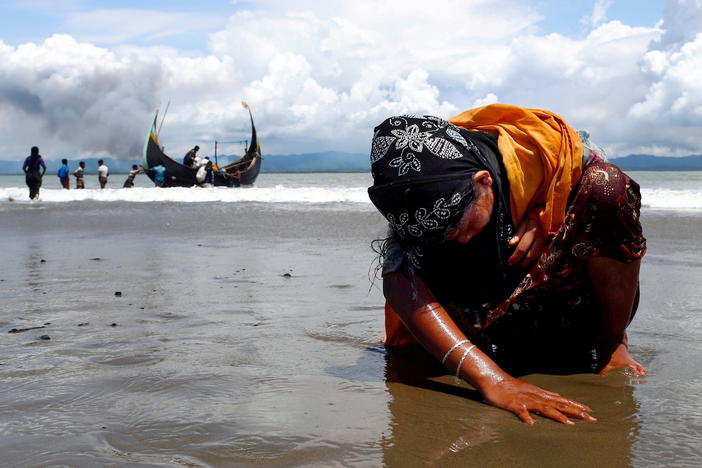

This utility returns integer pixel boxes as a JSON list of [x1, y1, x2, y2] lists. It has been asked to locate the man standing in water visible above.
[[22, 146, 46, 200], [73, 161, 86, 189], [57, 158, 70, 189], [97, 160, 109, 189]]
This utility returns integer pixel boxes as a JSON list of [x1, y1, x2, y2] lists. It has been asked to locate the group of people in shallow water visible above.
[[183, 145, 241, 187], [22, 147, 113, 199], [121, 164, 166, 188], [19, 144, 242, 199]]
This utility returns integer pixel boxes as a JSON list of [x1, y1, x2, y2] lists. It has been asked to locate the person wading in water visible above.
[[73, 161, 86, 189], [97, 160, 109, 189], [57, 158, 70, 189], [22, 146, 46, 200], [123, 165, 144, 188]]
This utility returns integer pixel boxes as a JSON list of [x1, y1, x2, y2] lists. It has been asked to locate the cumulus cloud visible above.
[[583, 0, 614, 27], [0, 33, 250, 159], [627, 0, 702, 155], [0, 35, 177, 158], [656, 0, 702, 49], [0, 35, 161, 158], [1, 0, 702, 160]]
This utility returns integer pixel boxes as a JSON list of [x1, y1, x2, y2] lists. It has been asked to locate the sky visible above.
[[0, 0, 700, 161]]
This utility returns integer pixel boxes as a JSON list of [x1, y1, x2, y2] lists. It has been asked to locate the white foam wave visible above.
[[3, 186, 701, 211], [641, 188, 702, 210], [1, 185, 371, 204]]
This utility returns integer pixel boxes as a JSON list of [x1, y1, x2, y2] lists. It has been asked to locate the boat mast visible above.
[[157, 100, 170, 138], [242, 101, 256, 153]]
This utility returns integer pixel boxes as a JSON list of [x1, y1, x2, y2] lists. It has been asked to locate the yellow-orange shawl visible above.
[[449, 104, 582, 233]]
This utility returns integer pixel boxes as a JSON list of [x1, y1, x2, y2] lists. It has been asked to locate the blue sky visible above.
[[536, 0, 664, 34], [1, 0, 233, 50], [0, 0, 699, 160], [1, 1, 250, 50], [1, 0, 665, 48]]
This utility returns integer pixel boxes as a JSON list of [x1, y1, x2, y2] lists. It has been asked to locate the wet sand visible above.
[[1, 203, 701, 467]]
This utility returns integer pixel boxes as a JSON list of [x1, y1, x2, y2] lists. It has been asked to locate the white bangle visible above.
[[454, 344, 477, 379], [441, 339, 470, 365]]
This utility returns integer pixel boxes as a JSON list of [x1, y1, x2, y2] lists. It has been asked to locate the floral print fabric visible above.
[[457, 159, 647, 374], [382, 158, 647, 374]]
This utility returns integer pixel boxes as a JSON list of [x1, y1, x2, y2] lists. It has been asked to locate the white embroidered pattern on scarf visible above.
[[385, 192, 463, 244], [370, 117, 473, 175]]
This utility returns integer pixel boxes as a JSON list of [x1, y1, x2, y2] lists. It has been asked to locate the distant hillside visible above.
[[2, 153, 702, 174], [0, 151, 371, 174], [260, 152, 702, 172], [261, 151, 369, 172], [609, 154, 702, 171]]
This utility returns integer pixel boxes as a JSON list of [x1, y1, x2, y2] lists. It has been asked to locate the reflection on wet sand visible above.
[[3, 205, 699, 466], [382, 345, 641, 467]]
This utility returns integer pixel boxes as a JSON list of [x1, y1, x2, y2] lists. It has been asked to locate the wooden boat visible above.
[[142, 103, 262, 187]]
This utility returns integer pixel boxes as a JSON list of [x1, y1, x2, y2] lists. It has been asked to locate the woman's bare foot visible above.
[[598, 343, 647, 376]]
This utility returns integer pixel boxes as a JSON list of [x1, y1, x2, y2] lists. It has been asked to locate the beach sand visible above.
[[1, 202, 701, 467]]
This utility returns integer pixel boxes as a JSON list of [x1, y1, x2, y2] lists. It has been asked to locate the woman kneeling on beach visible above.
[[368, 104, 647, 425]]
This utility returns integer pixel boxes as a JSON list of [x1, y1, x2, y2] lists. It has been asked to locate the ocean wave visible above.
[[3, 186, 701, 211], [1, 185, 371, 205], [641, 188, 702, 210]]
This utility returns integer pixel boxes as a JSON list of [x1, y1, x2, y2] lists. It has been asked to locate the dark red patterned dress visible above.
[[457, 158, 647, 374], [383, 157, 647, 375]]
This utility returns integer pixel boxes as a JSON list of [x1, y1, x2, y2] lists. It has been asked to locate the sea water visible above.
[[0, 173, 373, 208], [1, 171, 702, 211], [1, 171, 701, 467]]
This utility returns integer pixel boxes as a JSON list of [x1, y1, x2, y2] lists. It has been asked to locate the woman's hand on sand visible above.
[[508, 212, 547, 268], [481, 376, 597, 425]]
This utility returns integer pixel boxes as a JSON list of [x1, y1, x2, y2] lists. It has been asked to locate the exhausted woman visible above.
[[368, 104, 646, 425]]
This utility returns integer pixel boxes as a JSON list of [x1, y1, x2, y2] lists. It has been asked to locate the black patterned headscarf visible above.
[[369, 115, 513, 266], [368, 115, 520, 311]]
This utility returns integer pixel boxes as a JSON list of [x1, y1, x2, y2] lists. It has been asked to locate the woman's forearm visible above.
[[383, 263, 508, 392], [383, 262, 597, 424]]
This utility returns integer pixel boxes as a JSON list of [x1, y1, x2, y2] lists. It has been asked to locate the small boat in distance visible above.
[[142, 102, 262, 187]]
